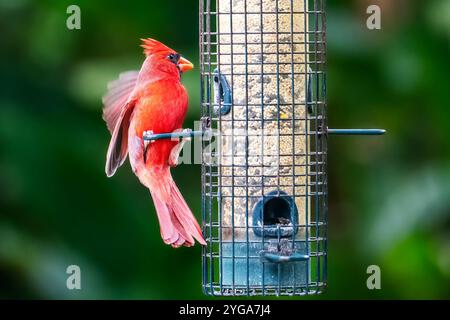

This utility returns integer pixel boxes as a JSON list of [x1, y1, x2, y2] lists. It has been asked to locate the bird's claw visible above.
[[143, 130, 154, 163], [143, 130, 155, 141], [182, 128, 192, 142], [168, 129, 191, 167]]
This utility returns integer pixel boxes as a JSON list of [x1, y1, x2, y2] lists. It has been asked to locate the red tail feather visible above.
[[148, 170, 206, 248]]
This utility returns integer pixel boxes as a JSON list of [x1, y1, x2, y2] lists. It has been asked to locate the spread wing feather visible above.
[[102, 71, 139, 177]]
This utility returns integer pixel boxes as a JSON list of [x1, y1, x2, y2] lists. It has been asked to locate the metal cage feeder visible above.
[[144, 0, 384, 297], [198, 0, 383, 297]]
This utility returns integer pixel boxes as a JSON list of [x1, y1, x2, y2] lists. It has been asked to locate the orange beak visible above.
[[178, 56, 194, 73]]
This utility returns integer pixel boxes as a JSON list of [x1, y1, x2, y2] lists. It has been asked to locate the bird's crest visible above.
[[140, 38, 174, 55]]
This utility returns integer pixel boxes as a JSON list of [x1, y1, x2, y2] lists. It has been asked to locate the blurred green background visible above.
[[0, 0, 449, 299]]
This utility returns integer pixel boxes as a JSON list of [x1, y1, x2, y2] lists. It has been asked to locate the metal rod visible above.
[[142, 130, 203, 141], [143, 127, 385, 141], [327, 128, 386, 136]]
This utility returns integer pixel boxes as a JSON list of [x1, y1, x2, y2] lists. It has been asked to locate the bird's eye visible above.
[[167, 53, 180, 64]]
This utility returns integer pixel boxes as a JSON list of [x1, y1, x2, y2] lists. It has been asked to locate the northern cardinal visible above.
[[102, 38, 206, 248]]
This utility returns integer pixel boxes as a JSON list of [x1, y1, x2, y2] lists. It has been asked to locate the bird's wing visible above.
[[105, 101, 136, 177], [102, 71, 139, 177], [102, 71, 139, 133]]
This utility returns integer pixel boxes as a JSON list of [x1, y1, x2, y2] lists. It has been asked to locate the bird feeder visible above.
[[198, 0, 384, 296], [144, 0, 384, 297]]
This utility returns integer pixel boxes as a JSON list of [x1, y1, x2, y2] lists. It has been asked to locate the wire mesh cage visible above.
[[200, 0, 327, 296]]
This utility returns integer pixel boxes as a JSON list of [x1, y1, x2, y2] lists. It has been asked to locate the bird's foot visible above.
[[168, 130, 191, 167], [143, 130, 154, 164], [181, 128, 192, 142]]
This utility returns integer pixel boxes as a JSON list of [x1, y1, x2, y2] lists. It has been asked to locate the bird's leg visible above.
[[143, 130, 155, 164], [169, 128, 192, 167]]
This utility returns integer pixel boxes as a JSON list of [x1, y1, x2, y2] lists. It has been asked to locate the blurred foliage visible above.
[[0, 0, 449, 299]]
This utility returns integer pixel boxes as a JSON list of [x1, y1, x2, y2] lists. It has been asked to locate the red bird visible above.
[[102, 38, 206, 248]]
